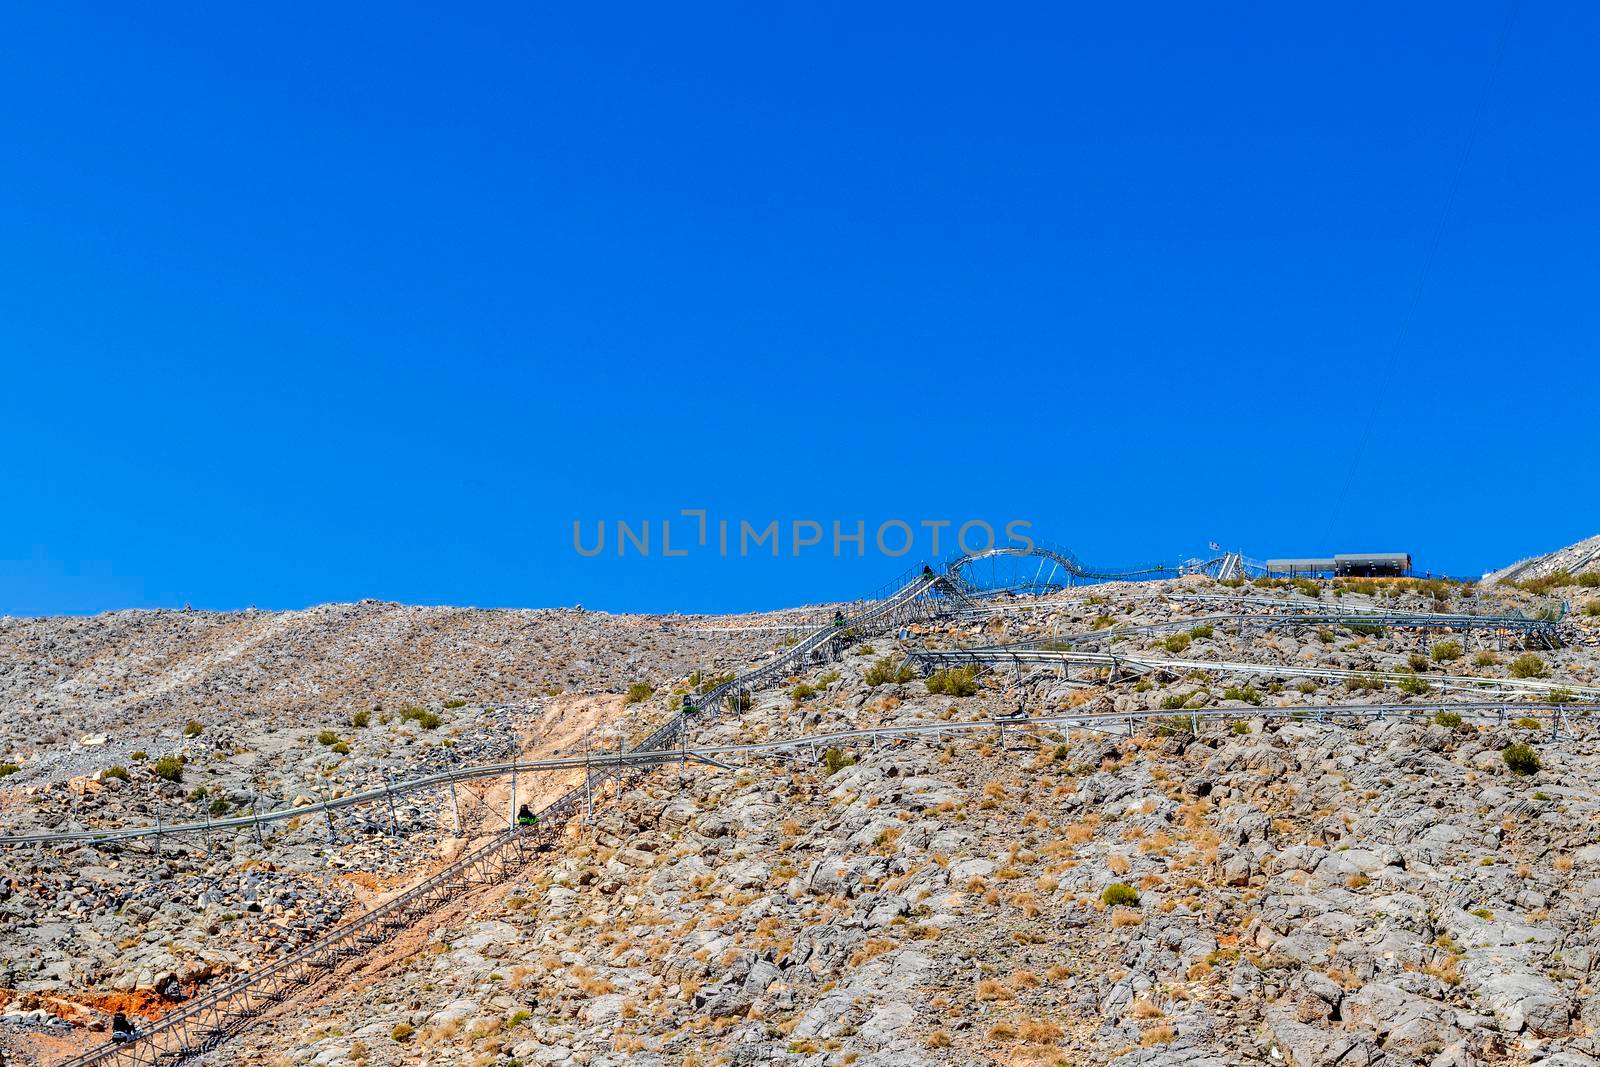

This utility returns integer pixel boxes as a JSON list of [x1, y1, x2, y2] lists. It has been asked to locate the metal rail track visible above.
[[1038, 611, 1560, 649], [909, 645, 1600, 699]]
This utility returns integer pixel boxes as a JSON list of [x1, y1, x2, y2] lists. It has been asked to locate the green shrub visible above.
[[864, 657, 915, 687], [1547, 687, 1577, 704], [1159, 693, 1189, 711], [1431, 641, 1463, 663], [0, 763, 21, 778], [130, 750, 147, 761], [1317, 628, 1336, 644], [1189, 624, 1214, 640], [728, 690, 753, 712], [1230, 721, 1250, 735], [1290, 578, 1321, 599], [351, 710, 371, 728], [1579, 571, 1600, 588], [183, 720, 204, 738], [1222, 685, 1262, 706], [317, 729, 340, 746], [1433, 711, 1463, 728], [1584, 601, 1600, 617], [331, 741, 351, 754], [1507, 570, 1573, 594], [822, 747, 856, 775], [1218, 577, 1245, 588], [1502, 743, 1540, 775], [1515, 716, 1542, 730], [1398, 675, 1430, 696], [151, 756, 184, 782], [1091, 615, 1116, 630], [208, 797, 228, 816], [1508, 654, 1547, 679], [442, 698, 468, 709], [1101, 883, 1140, 907], [400, 706, 443, 729], [1345, 674, 1385, 692], [1162, 633, 1192, 653], [390, 1023, 415, 1042], [1052, 744, 1069, 762], [624, 682, 655, 704], [791, 683, 818, 702], [102, 765, 130, 781], [1407, 653, 1429, 673], [926, 666, 979, 697], [1297, 680, 1318, 694], [508, 1010, 532, 1028], [1473, 651, 1499, 667]]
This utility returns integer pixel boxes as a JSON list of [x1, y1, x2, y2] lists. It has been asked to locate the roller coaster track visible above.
[[945, 590, 1566, 626], [1042, 611, 1561, 649], [50, 565, 964, 1067], [20, 692, 1589, 856], [945, 540, 1171, 590], [909, 645, 1600, 699]]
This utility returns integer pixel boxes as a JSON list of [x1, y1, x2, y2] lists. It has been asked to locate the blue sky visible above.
[[3, 2, 1596, 616]]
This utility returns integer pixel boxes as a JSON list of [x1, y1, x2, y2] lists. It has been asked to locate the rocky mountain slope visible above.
[[4, 563, 1600, 1067], [1484, 536, 1600, 587]]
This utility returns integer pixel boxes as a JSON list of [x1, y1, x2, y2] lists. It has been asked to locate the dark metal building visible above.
[[1266, 553, 1412, 578]]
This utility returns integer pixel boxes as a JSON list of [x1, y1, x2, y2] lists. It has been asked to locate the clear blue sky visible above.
[[3, 2, 1596, 616]]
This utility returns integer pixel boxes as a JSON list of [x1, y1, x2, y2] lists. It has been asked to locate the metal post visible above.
[[509, 764, 518, 830], [449, 780, 462, 836], [384, 775, 400, 835]]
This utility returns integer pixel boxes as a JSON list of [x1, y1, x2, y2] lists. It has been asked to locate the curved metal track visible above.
[[945, 540, 1171, 591], [909, 645, 1600, 699], [1042, 611, 1560, 650]]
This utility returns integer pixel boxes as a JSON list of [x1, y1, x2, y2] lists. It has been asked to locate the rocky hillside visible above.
[[1484, 535, 1600, 587], [4, 572, 1600, 1066]]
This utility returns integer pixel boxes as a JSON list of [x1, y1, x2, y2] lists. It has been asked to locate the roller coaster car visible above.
[[682, 697, 699, 715], [999, 708, 1029, 721], [833, 611, 847, 627]]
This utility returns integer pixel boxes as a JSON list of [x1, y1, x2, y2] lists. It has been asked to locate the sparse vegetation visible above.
[[822, 747, 856, 775], [624, 682, 655, 704], [1508, 653, 1547, 678], [1231, 721, 1250, 735], [399, 706, 442, 729], [351, 710, 370, 728], [1398, 675, 1430, 696], [1101, 883, 1139, 907], [390, 1023, 414, 1043], [316, 729, 340, 746], [1433, 711, 1463, 728], [926, 666, 979, 697], [1222, 685, 1261, 706], [183, 720, 204, 738], [1189, 624, 1213, 639], [151, 756, 185, 782], [1431, 641, 1463, 662], [0, 763, 21, 778], [864, 657, 915, 687], [1502, 743, 1541, 776], [102, 765, 130, 781], [1162, 632, 1191, 653]]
